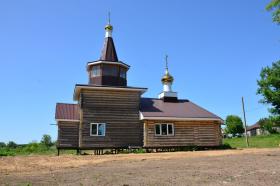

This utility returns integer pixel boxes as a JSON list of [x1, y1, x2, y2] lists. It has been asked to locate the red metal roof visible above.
[[55, 103, 80, 121], [56, 98, 221, 121], [140, 98, 221, 120], [247, 122, 260, 131]]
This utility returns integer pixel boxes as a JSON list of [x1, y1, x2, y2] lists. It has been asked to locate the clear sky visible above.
[[0, 0, 279, 144]]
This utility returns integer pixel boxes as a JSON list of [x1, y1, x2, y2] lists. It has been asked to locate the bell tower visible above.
[[87, 14, 129, 87], [158, 55, 178, 101]]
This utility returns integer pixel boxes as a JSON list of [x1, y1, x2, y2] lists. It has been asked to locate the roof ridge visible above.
[[141, 97, 189, 101]]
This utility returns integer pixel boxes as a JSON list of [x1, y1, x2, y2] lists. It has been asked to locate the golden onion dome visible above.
[[105, 24, 113, 31], [161, 55, 174, 83], [161, 71, 174, 83]]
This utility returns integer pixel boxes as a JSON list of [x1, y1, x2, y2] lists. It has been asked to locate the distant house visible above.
[[247, 122, 280, 136], [247, 123, 263, 136], [55, 21, 223, 154]]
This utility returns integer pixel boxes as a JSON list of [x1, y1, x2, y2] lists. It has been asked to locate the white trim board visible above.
[[56, 119, 80, 122], [88, 61, 130, 69], [140, 116, 222, 122]]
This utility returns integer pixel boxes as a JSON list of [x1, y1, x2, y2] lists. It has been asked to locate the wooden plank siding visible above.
[[80, 89, 143, 148], [143, 120, 222, 147], [57, 121, 79, 148]]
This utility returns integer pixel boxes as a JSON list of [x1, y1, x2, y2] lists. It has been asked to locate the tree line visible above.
[[0, 134, 55, 156], [224, 115, 279, 137], [0, 134, 53, 148]]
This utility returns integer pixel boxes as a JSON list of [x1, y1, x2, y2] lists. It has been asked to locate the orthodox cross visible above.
[[108, 12, 111, 24], [165, 54, 169, 69]]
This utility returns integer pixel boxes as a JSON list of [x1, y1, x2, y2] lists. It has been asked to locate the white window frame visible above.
[[90, 123, 106, 136], [155, 123, 174, 136]]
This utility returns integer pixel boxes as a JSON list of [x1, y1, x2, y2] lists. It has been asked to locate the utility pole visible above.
[[242, 97, 249, 147]]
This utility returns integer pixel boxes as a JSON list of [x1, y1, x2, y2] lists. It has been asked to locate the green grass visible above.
[[2, 135, 279, 156], [223, 134, 280, 148], [0, 143, 76, 156]]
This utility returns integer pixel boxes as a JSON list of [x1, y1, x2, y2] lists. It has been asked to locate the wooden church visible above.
[[55, 20, 223, 154]]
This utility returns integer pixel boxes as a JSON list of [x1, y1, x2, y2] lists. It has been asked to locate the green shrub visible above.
[[22, 142, 49, 154], [0, 148, 15, 156], [0, 136, 58, 156], [132, 148, 146, 154], [7, 141, 17, 148], [259, 118, 278, 134], [218, 143, 232, 149]]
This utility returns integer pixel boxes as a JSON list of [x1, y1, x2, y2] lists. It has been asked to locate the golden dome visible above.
[[161, 71, 174, 83], [161, 55, 174, 83], [105, 24, 113, 31]]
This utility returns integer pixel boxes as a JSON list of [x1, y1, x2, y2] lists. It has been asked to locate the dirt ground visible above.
[[0, 148, 280, 186]]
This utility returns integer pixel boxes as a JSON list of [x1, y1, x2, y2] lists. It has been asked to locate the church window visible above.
[[91, 65, 101, 77], [120, 67, 126, 78], [90, 123, 106, 136], [103, 65, 118, 76], [155, 123, 174, 136]]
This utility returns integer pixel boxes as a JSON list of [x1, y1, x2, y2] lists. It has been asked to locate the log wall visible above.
[[57, 121, 79, 148], [143, 120, 222, 147], [80, 89, 143, 148]]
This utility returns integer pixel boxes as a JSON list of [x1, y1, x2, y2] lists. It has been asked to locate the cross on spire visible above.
[[108, 11, 111, 24], [160, 54, 175, 97], [165, 54, 168, 69]]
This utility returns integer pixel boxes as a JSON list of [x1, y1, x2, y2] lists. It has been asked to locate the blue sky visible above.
[[0, 0, 279, 144]]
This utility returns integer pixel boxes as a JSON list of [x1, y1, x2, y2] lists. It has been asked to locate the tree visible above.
[[41, 134, 52, 147], [270, 115, 280, 126], [266, 0, 280, 24], [257, 61, 280, 115], [225, 115, 245, 137], [7, 141, 17, 148], [0, 142, 6, 148], [259, 118, 274, 134]]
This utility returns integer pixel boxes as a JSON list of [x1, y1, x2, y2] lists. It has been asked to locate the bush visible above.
[[7, 141, 17, 148], [23, 142, 49, 153], [0, 138, 58, 156], [132, 148, 146, 154], [0, 148, 15, 156], [219, 143, 232, 149], [259, 117, 279, 134]]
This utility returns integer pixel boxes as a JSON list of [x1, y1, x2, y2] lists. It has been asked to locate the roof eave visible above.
[[56, 119, 80, 122], [87, 60, 130, 69], [74, 85, 147, 101], [140, 115, 223, 122]]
